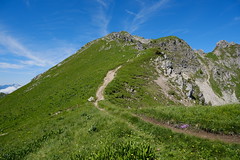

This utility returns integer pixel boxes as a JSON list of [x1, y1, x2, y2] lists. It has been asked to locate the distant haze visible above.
[[0, 84, 21, 94]]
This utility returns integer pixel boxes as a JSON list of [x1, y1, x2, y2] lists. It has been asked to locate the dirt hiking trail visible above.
[[94, 66, 240, 144], [94, 66, 121, 110], [137, 115, 240, 144]]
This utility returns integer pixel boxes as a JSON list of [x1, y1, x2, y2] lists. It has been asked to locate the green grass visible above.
[[85, 141, 156, 159], [231, 70, 240, 99], [0, 39, 136, 133], [153, 36, 182, 43], [205, 52, 219, 61], [1, 34, 240, 159], [105, 48, 176, 108], [136, 104, 240, 134], [100, 101, 240, 159], [236, 83, 240, 99], [209, 73, 223, 97], [0, 38, 137, 159], [2, 100, 240, 159], [193, 68, 206, 79], [1, 104, 156, 159]]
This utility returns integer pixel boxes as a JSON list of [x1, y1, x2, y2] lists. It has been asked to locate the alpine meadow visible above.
[[0, 31, 240, 159]]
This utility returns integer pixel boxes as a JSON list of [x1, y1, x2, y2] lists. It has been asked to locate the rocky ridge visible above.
[[102, 31, 239, 106], [31, 31, 239, 106]]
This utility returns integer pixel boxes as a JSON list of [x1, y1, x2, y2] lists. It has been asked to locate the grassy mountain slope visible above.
[[0, 36, 137, 158], [1, 32, 240, 159], [105, 48, 176, 108]]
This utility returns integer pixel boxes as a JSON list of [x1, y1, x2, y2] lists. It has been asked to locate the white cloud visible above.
[[0, 62, 24, 69], [125, 10, 137, 16], [0, 30, 78, 70], [0, 31, 50, 67], [0, 85, 21, 94], [126, 0, 170, 33], [135, 0, 145, 6], [94, 0, 111, 36], [97, 0, 108, 8]]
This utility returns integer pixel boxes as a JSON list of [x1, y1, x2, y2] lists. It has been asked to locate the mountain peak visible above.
[[216, 40, 236, 49], [104, 31, 135, 42], [105, 31, 131, 37]]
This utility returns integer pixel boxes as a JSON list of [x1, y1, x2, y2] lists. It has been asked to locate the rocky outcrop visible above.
[[90, 31, 240, 106], [103, 31, 149, 50], [105, 31, 136, 43], [213, 40, 240, 69], [150, 36, 239, 106], [216, 40, 236, 49], [152, 49, 204, 105]]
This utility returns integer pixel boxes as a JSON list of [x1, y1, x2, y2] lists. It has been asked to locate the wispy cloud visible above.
[[0, 62, 24, 69], [125, 9, 137, 16], [135, 0, 145, 6], [125, 0, 170, 33], [93, 0, 112, 36], [0, 31, 50, 67], [96, 0, 108, 8], [0, 29, 78, 70]]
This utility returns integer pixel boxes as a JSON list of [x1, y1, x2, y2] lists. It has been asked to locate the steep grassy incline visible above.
[[105, 48, 176, 108], [0, 37, 137, 157]]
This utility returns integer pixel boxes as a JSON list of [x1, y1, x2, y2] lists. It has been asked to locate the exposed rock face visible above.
[[101, 31, 240, 106], [150, 37, 239, 105], [185, 83, 193, 98], [194, 49, 205, 55], [214, 41, 240, 69], [104, 31, 150, 50], [149, 37, 193, 53], [105, 31, 136, 43], [216, 40, 236, 49], [161, 60, 173, 76], [195, 80, 224, 105]]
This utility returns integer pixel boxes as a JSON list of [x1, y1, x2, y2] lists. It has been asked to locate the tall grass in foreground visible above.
[[136, 104, 240, 134]]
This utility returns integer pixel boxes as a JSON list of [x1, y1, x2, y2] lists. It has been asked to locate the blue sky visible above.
[[0, 0, 240, 85]]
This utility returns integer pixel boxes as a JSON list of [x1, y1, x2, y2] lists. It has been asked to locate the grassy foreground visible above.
[[1, 34, 240, 159], [135, 104, 240, 135], [1, 101, 240, 159]]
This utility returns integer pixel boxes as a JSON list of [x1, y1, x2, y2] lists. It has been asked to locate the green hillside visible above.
[[1, 32, 240, 159]]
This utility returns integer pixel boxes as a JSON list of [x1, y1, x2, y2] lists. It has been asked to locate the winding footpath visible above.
[[94, 66, 121, 110], [137, 115, 240, 144], [94, 66, 240, 144]]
